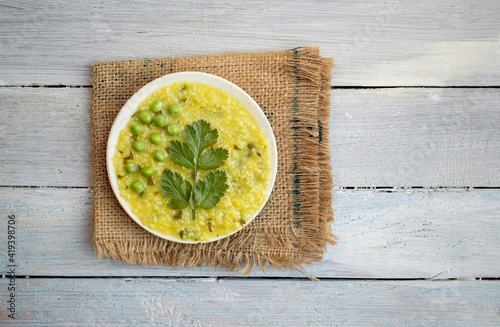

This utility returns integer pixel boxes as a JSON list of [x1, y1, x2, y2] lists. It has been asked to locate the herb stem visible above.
[[190, 168, 199, 220], [161, 120, 228, 222]]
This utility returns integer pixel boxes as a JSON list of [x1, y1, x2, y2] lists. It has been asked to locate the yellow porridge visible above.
[[113, 81, 272, 242]]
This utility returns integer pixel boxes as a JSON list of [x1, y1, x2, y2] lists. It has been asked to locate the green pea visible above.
[[138, 111, 153, 124], [150, 99, 165, 113], [153, 114, 167, 127], [130, 123, 143, 135], [167, 103, 181, 116], [141, 166, 155, 178], [150, 132, 163, 145], [153, 150, 166, 162], [131, 180, 146, 193], [167, 123, 180, 136], [125, 163, 138, 174], [132, 140, 146, 152]]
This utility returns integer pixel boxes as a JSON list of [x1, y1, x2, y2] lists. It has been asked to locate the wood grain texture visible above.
[[1, 1, 500, 324], [0, 278, 499, 326], [1, 0, 499, 86], [0, 88, 93, 187], [1, 188, 499, 279], [1, 87, 499, 187], [332, 88, 500, 187]]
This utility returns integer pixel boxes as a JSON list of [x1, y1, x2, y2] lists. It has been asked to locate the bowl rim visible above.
[[106, 71, 278, 244]]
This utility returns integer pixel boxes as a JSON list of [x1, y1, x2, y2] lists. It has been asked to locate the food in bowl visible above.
[[109, 74, 276, 243]]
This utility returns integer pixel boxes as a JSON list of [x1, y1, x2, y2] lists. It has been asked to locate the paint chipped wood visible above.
[[0, 278, 498, 325], [1, 188, 499, 279], [0, 1, 499, 86], [1, 88, 499, 187]]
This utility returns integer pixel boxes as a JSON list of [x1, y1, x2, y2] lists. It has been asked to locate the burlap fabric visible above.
[[92, 47, 334, 274]]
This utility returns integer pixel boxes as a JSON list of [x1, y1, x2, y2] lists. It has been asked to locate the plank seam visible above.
[[332, 86, 500, 89], [0, 85, 92, 88], [2, 185, 500, 190], [3, 275, 499, 281], [336, 186, 500, 190], [1, 85, 500, 89], [0, 185, 91, 189]]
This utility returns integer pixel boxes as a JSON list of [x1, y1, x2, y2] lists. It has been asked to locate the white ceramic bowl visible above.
[[106, 72, 277, 243]]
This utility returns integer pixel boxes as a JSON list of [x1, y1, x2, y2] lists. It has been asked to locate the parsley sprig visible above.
[[160, 120, 229, 220]]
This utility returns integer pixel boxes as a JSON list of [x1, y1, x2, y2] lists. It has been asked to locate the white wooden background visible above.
[[1, 0, 500, 326]]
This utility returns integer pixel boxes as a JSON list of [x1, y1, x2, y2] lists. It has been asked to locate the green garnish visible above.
[[153, 150, 166, 162], [160, 171, 192, 209], [125, 163, 138, 174], [150, 99, 165, 113], [167, 103, 181, 116], [153, 114, 167, 127], [194, 171, 228, 209], [130, 123, 143, 135], [160, 120, 229, 220], [167, 123, 180, 136], [131, 180, 146, 194], [138, 111, 153, 124], [149, 132, 163, 145], [132, 140, 146, 152], [141, 166, 155, 178]]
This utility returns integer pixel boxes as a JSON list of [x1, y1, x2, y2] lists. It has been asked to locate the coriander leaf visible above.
[[169, 140, 195, 169], [198, 148, 229, 170], [194, 171, 228, 209], [160, 171, 192, 210], [183, 120, 218, 158]]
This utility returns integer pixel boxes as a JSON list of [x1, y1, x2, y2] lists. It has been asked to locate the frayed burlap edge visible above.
[[93, 47, 335, 275], [281, 47, 336, 269]]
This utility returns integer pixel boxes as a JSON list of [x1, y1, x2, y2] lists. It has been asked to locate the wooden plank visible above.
[[1, 87, 500, 187], [1, 0, 499, 86], [331, 88, 500, 187], [1, 188, 499, 279], [0, 88, 93, 187], [0, 278, 498, 325]]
